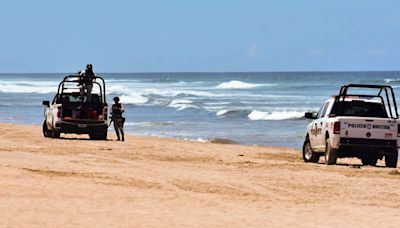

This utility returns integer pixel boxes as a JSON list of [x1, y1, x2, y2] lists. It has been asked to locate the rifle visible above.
[[109, 104, 124, 127], [108, 117, 113, 127]]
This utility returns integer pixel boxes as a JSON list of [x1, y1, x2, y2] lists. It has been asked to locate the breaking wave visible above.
[[248, 110, 304, 121], [216, 109, 251, 117], [168, 99, 199, 111], [119, 94, 149, 104], [384, 78, 400, 84], [107, 85, 128, 94], [216, 80, 275, 89], [216, 110, 229, 116], [0, 80, 58, 94]]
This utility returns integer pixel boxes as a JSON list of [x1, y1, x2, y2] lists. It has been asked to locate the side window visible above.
[[321, 102, 330, 117], [317, 102, 327, 119]]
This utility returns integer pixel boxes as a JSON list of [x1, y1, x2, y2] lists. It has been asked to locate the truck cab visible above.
[[42, 75, 108, 140], [303, 84, 399, 168]]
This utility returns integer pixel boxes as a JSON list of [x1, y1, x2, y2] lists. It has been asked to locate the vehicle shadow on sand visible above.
[[57, 136, 112, 141], [321, 162, 389, 169]]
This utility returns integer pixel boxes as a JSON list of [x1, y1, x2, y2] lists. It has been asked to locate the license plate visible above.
[[78, 124, 87, 128]]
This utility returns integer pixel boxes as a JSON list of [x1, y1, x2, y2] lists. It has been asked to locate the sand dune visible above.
[[0, 123, 399, 227]]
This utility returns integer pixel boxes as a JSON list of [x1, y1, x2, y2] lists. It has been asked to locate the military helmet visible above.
[[113, 96, 120, 102]]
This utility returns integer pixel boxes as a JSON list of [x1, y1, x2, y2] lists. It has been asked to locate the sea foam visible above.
[[0, 84, 55, 94], [384, 78, 400, 83], [119, 94, 149, 104], [168, 99, 198, 111], [248, 110, 304, 121], [216, 80, 274, 89], [215, 109, 251, 117], [216, 110, 229, 116]]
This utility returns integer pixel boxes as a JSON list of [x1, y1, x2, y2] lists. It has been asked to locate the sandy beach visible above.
[[0, 123, 399, 227]]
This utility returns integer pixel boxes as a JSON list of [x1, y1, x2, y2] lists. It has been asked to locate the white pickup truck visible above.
[[42, 75, 109, 140], [303, 84, 399, 168]]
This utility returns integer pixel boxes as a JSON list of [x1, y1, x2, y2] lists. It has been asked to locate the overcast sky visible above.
[[0, 0, 399, 72]]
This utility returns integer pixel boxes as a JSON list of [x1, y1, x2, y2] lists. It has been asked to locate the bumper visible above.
[[339, 138, 397, 150], [56, 120, 108, 134]]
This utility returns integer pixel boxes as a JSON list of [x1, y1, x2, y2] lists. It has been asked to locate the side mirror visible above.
[[42, 100, 50, 107], [305, 112, 317, 119]]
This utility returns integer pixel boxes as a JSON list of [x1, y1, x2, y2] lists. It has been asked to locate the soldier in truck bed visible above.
[[78, 64, 96, 102], [111, 96, 125, 141]]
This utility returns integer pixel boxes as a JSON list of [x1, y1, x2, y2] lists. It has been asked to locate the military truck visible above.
[[303, 84, 399, 168], [42, 75, 108, 140]]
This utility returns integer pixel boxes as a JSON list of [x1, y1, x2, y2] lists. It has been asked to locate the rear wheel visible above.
[[385, 149, 398, 168], [325, 139, 338, 165], [361, 154, 378, 166], [42, 121, 52, 138], [303, 138, 320, 163]]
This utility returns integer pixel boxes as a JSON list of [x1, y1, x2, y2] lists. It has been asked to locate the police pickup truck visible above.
[[303, 84, 399, 168], [42, 75, 108, 140]]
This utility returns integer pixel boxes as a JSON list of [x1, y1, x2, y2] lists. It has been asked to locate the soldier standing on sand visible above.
[[111, 96, 125, 141]]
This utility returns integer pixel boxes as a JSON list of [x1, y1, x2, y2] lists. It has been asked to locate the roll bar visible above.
[[334, 84, 399, 118], [56, 75, 107, 104]]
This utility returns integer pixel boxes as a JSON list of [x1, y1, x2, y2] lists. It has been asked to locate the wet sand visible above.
[[0, 123, 399, 227]]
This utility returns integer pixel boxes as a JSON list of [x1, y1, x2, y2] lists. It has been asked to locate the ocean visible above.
[[1, 71, 400, 148]]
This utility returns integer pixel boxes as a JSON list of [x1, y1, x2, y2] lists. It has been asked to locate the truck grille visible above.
[[340, 138, 397, 147]]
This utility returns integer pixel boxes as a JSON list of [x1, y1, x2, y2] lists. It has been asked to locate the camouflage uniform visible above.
[[111, 103, 125, 141], [79, 64, 96, 102]]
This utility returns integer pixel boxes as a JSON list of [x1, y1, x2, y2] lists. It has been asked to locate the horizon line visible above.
[[0, 70, 399, 74]]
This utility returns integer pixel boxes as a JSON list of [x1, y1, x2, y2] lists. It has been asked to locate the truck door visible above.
[[310, 102, 328, 151], [316, 101, 331, 150]]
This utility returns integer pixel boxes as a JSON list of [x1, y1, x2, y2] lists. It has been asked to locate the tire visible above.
[[302, 138, 320, 163], [42, 121, 52, 138], [51, 129, 61, 139], [361, 154, 378, 166], [385, 149, 398, 168], [325, 139, 338, 165], [89, 131, 107, 140]]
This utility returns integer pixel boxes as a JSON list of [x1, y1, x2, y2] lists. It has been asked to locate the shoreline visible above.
[[0, 123, 399, 227], [8, 122, 295, 148]]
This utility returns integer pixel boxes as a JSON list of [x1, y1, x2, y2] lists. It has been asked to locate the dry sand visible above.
[[0, 123, 399, 227]]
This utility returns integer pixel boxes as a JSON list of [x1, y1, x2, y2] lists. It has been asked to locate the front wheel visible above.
[[303, 138, 320, 163], [42, 121, 52, 138], [385, 149, 398, 168], [325, 139, 338, 165], [51, 129, 60, 139]]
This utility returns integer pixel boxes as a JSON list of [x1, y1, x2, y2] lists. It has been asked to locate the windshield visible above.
[[332, 101, 388, 118]]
